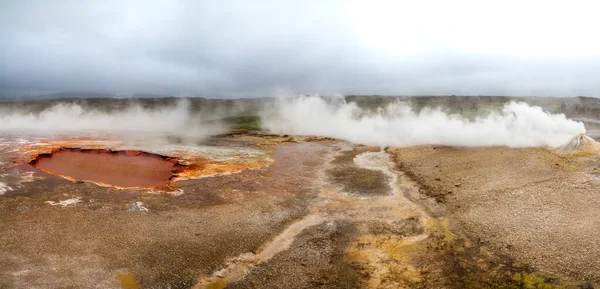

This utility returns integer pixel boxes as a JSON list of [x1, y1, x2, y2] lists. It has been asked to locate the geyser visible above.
[[30, 148, 184, 188], [263, 96, 587, 148]]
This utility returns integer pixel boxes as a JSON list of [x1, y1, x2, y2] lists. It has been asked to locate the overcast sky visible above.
[[1, 0, 600, 97]]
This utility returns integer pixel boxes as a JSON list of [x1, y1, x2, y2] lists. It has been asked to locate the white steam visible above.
[[263, 96, 586, 148], [0, 99, 222, 143]]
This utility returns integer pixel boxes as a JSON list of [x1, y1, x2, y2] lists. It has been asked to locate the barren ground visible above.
[[388, 145, 600, 284], [0, 130, 599, 289]]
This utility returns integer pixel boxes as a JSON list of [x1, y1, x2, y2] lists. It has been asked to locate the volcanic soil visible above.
[[0, 131, 599, 289]]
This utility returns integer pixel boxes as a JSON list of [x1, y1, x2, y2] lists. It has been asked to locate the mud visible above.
[[30, 148, 183, 188]]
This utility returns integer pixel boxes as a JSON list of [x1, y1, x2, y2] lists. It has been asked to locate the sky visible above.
[[1, 0, 600, 97]]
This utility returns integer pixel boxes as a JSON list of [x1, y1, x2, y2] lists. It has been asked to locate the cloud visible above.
[[1, 0, 600, 97]]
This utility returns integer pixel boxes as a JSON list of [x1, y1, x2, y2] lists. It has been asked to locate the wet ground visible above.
[[0, 131, 599, 288], [30, 148, 182, 188]]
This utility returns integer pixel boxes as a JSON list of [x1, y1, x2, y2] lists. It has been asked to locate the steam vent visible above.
[[30, 148, 183, 188], [2, 96, 600, 289]]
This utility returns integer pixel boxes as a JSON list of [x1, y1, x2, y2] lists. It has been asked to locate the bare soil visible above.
[[389, 145, 600, 284], [1, 131, 599, 289]]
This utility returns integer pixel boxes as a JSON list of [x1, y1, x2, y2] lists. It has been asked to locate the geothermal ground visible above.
[[1, 96, 600, 289], [1, 130, 599, 289]]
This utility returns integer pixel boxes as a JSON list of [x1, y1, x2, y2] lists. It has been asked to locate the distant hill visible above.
[[0, 91, 119, 101], [0, 91, 183, 101]]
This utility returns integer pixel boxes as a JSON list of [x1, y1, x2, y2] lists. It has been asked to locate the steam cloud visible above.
[[0, 99, 223, 143], [263, 96, 586, 148]]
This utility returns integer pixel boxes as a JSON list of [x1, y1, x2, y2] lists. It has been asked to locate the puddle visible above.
[[30, 148, 183, 188]]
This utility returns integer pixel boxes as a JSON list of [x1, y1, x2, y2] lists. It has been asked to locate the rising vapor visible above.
[[263, 96, 586, 148], [0, 99, 223, 143]]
